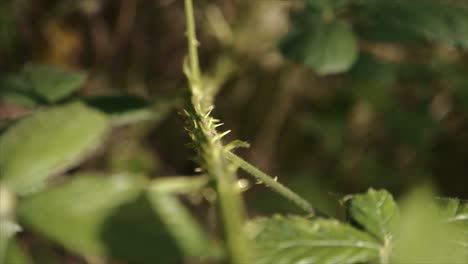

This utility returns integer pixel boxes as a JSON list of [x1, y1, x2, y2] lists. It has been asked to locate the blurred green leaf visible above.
[[0, 64, 86, 106], [248, 215, 380, 264], [347, 189, 399, 243], [0, 102, 110, 194], [280, 20, 358, 75], [4, 239, 33, 264], [392, 186, 468, 263], [18, 173, 183, 263], [359, 0, 468, 48], [147, 179, 223, 261]]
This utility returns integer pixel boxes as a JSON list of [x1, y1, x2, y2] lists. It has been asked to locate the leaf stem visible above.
[[226, 152, 315, 214]]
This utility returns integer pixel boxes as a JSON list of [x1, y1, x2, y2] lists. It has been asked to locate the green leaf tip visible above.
[[347, 188, 399, 243]]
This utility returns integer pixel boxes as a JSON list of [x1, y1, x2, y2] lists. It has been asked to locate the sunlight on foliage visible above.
[[0, 103, 109, 195]]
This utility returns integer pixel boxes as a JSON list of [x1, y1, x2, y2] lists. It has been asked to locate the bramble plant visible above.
[[1, 0, 468, 263]]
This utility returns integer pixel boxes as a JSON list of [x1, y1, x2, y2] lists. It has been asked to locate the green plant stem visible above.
[[226, 152, 315, 214], [185, 0, 201, 83], [183, 1, 252, 263]]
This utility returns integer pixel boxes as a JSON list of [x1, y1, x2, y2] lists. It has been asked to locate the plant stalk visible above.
[[183, 1, 252, 263]]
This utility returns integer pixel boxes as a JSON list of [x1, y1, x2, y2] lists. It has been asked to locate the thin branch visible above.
[[226, 152, 315, 214]]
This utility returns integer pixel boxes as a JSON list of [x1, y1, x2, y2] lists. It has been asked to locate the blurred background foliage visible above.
[[1, 0, 468, 263]]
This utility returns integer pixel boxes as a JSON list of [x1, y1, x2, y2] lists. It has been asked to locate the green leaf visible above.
[[359, 0, 468, 48], [0, 102, 110, 194], [0, 64, 86, 106], [147, 179, 223, 261], [17, 173, 183, 264], [248, 215, 380, 264], [347, 188, 399, 243], [280, 20, 358, 75], [392, 186, 468, 263], [4, 239, 33, 264]]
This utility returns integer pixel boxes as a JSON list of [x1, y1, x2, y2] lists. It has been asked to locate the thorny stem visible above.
[[183, 1, 252, 263], [226, 152, 315, 214]]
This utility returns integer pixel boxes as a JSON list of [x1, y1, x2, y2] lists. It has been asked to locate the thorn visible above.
[[208, 117, 214, 127], [204, 106, 215, 119], [194, 167, 203, 172], [273, 176, 278, 182], [214, 122, 224, 128], [218, 130, 231, 139]]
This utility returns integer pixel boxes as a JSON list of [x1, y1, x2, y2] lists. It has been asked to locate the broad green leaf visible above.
[[4, 239, 33, 264], [280, 20, 358, 75], [248, 215, 380, 264], [17, 173, 183, 263], [23, 64, 87, 102], [0, 75, 38, 107], [0, 64, 86, 106], [0, 102, 110, 194], [147, 178, 223, 261], [393, 186, 468, 263], [347, 188, 399, 243], [359, 0, 468, 48]]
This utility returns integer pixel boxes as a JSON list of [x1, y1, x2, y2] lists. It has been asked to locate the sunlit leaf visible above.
[[347, 189, 399, 244], [248, 215, 380, 264], [18, 173, 183, 263], [4, 239, 33, 264], [392, 186, 468, 263], [0, 102, 110, 194]]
